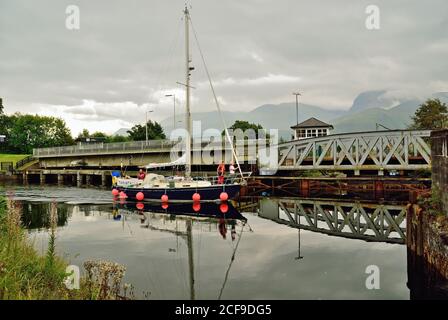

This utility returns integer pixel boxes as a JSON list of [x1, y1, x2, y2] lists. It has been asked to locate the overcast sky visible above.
[[1, 0, 447, 135]]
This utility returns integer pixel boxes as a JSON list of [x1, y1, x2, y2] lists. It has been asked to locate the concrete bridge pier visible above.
[[86, 175, 91, 186], [40, 172, 45, 185], [22, 173, 28, 184], [101, 172, 107, 187], [57, 174, 64, 185], [76, 172, 82, 187]]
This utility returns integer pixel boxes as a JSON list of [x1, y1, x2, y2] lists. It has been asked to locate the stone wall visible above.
[[407, 204, 448, 299], [431, 129, 448, 214]]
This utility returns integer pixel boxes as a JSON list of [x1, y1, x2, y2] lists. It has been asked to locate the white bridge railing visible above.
[[275, 129, 431, 173], [33, 139, 268, 158]]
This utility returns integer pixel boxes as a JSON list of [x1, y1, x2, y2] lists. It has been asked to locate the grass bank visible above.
[[0, 196, 133, 300], [0, 154, 29, 165]]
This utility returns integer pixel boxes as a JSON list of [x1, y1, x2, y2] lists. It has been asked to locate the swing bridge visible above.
[[29, 129, 431, 173], [21, 129, 433, 186], [270, 129, 432, 175]]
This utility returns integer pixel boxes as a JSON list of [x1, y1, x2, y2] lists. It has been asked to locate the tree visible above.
[[91, 131, 107, 138], [4, 113, 74, 154], [77, 129, 90, 140], [223, 120, 269, 139], [410, 98, 448, 130], [127, 120, 166, 141], [107, 135, 129, 143], [0, 98, 4, 115]]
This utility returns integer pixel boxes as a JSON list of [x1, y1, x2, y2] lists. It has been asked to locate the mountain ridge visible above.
[[157, 90, 447, 139]]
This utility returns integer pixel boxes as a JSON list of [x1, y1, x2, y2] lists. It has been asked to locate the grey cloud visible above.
[[1, 0, 447, 133]]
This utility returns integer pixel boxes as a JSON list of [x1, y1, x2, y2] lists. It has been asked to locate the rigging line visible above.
[[138, 213, 163, 299], [196, 222, 203, 294], [173, 221, 189, 296], [152, 15, 183, 93], [217, 221, 246, 300], [170, 223, 187, 297], [188, 15, 244, 179], [124, 213, 134, 236]]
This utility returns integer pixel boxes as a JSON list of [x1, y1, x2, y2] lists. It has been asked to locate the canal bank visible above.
[[0, 194, 133, 300], [407, 205, 448, 299], [406, 129, 448, 299]]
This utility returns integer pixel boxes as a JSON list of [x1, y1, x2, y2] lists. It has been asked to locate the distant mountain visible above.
[[332, 103, 417, 134], [332, 93, 448, 133], [350, 90, 388, 113], [113, 128, 131, 137], [160, 103, 344, 139], [159, 91, 448, 140]]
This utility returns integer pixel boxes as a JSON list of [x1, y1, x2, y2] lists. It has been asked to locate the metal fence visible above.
[[33, 139, 270, 158]]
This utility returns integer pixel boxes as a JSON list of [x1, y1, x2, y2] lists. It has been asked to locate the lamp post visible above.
[[145, 109, 154, 144], [165, 94, 176, 129], [292, 92, 301, 125]]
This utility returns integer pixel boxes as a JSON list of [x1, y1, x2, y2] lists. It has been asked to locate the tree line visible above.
[[0, 98, 166, 154]]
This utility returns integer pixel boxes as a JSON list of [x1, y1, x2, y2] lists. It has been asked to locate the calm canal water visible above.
[[1, 184, 410, 300]]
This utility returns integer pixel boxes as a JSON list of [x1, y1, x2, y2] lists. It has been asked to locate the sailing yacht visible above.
[[113, 7, 247, 202]]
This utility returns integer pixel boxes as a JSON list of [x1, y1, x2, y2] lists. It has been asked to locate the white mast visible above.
[[184, 6, 192, 178]]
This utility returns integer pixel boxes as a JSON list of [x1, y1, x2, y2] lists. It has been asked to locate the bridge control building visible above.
[[291, 117, 333, 140]]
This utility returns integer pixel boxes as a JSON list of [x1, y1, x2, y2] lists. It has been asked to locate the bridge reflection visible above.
[[257, 198, 406, 244]]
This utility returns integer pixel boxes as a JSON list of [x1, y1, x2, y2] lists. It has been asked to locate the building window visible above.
[[297, 129, 306, 138]]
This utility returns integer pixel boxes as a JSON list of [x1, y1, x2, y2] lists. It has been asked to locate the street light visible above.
[[146, 109, 154, 144], [292, 91, 301, 125], [165, 94, 176, 129]]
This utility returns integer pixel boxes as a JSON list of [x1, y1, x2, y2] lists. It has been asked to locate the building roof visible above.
[[291, 117, 334, 129]]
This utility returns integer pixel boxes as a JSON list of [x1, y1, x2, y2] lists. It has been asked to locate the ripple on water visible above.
[[1, 185, 113, 205]]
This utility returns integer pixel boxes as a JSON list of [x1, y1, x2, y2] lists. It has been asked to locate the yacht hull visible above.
[[115, 183, 241, 202]]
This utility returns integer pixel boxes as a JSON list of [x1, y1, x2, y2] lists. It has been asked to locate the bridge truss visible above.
[[275, 130, 431, 174]]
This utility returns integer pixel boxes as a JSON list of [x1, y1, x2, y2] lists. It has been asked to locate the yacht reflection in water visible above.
[[114, 200, 248, 300], [117, 201, 246, 222]]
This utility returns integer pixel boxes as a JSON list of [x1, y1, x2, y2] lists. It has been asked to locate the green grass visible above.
[[0, 154, 29, 165], [0, 197, 133, 300]]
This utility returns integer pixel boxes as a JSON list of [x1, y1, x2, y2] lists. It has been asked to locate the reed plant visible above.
[[0, 196, 134, 300]]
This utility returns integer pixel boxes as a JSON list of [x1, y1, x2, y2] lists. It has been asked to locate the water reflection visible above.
[[20, 202, 69, 230], [116, 201, 247, 222], [257, 198, 406, 244], [4, 185, 411, 299]]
